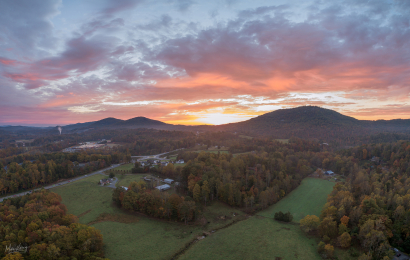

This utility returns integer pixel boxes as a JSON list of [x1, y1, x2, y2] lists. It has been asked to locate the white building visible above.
[[155, 184, 171, 191], [163, 178, 174, 184]]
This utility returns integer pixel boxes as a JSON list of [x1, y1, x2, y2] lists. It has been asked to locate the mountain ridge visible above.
[[2, 106, 410, 140]]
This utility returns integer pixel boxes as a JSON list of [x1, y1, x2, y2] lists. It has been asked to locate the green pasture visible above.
[[116, 174, 146, 187], [238, 135, 253, 140], [258, 177, 335, 222], [275, 139, 289, 144], [194, 150, 229, 154], [53, 174, 247, 260], [179, 216, 321, 260], [114, 163, 134, 171], [53, 174, 122, 224]]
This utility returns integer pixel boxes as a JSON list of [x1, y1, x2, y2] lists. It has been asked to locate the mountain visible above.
[[63, 116, 172, 132], [117, 117, 169, 128], [2, 106, 410, 141], [206, 106, 410, 140]]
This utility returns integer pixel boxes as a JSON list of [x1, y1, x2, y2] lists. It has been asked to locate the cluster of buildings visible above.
[[99, 178, 114, 185], [62, 140, 112, 153], [139, 159, 184, 167]]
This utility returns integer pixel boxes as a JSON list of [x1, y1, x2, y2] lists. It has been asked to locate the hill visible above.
[[2, 106, 410, 142], [212, 106, 410, 140]]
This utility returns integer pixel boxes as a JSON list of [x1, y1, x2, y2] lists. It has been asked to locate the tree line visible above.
[[0, 190, 107, 260]]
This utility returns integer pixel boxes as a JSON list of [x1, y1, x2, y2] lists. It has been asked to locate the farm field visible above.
[[53, 174, 122, 224], [116, 174, 146, 187], [275, 139, 289, 144], [114, 163, 134, 171], [258, 177, 335, 222], [238, 135, 253, 139], [179, 216, 321, 260], [195, 150, 229, 154], [53, 174, 246, 260]]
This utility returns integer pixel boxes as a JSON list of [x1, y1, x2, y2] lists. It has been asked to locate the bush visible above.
[[317, 241, 325, 253], [300, 215, 320, 233], [274, 211, 293, 222], [109, 172, 115, 178]]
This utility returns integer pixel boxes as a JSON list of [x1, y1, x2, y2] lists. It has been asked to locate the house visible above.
[[161, 161, 169, 166], [371, 156, 380, 164], [325, 170, 334, 175], [176, 159, 184, 164], [155, 184, 171, 191], [163, 178, 174, 184], [99, 178, 110, 185]]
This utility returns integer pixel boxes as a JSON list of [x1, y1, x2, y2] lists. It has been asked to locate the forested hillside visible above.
[[0, 190, 106, 259]]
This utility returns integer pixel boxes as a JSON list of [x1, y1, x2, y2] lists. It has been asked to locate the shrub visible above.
[[109, 172, 115, 178], [274, 211, 293, 222], [300, 215, 320, 233]]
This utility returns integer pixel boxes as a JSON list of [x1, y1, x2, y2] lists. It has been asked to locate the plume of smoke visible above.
[[57, 126, 62, 135]]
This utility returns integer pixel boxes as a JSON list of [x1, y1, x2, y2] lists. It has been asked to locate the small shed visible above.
[[121, 186, 128, 191], [163, 178, 174, 184], [156, 184, 171, 191], [176, 159, 184, 164], [325, 170, 334, 175]]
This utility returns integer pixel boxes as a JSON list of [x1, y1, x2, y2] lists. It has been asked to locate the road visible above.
[[131, 148, 184, 161], [0, 164, 121, 202]]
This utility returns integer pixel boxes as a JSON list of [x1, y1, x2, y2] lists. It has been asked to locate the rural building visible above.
[[371, 156, 380, 164], [161, 161, 169, 166], [176, 159, 184, 164], [121, 186, 128, 191], [156, 184, 171, 191], [99, 178, 111, 185], [325, 170, 334, 175], [163, 178, 174, 184]]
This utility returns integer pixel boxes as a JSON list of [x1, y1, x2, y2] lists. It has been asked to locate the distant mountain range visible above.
[[2, 106, 410, 140]]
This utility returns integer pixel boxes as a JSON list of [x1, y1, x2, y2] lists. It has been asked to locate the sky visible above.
[[1, 0, 410, 126]]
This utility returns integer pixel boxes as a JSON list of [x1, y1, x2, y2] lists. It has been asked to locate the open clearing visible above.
[[179, 216, 321, 260], [54, 174, 245, 260], [275, 139, 289, 144], [114, 163, 134, 171], [258, 177, 335, 222], [53, 173, 343, 260], [115, 174, 146, 187]]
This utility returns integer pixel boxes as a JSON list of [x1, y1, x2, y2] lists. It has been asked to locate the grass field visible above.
[[53, 174, 249, 260], [116, 174, 146, 187], [258, 177, 335, 222], [275, 139, 289, 144], [53, 174, 122, 224], [195, 150, 229, 154], [179, 216, 321, 260], [238, 135, 253, 140], [114, 163, 134, 171]]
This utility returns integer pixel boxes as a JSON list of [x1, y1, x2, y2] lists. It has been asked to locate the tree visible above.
[[340, 215, 349, 226], [109, 172, 115, 178], [319, 216, 338, 238], [317, 241, 325, 254], [201, 181, 210, 206], [193, 183, 201, 202], [300, 215, 320, 233], [324, 244, 334, 258], [339, 232, 351, 248]]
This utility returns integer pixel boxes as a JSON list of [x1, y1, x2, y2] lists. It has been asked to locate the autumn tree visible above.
[[338, 232, 351, 248], [300, 215, 320, 233], [193, 183, 201, 202]]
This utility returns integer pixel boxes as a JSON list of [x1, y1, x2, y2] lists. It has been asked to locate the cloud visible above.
[[0, 0, 61, 57], [1, 0, 410, 125]]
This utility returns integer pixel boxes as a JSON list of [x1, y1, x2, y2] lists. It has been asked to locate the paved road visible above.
[[0, 164, 121, 202], [131, 148, 184, 161]]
